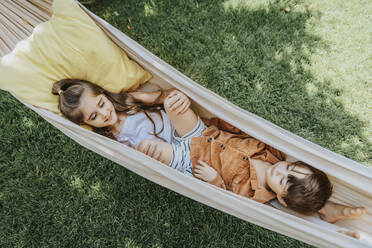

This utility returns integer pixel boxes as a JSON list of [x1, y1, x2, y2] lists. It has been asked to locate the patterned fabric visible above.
[[168, 118, 206, 176]]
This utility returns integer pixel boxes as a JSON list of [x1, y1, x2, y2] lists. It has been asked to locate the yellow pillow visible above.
[[0, 0, 151, 113]]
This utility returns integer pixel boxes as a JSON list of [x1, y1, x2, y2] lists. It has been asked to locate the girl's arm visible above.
[[128, 89, 175, 105], [136, 139, 173, 165], [131, 89, 196, 136]]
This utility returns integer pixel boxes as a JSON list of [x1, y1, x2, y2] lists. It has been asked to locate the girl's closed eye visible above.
[[91, 113, 97, 121], [98, 97, 105, 108]]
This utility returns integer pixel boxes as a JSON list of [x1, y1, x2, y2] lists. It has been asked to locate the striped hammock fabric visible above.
[[0, 0, 52, 56], [0, 1, 371, 247]]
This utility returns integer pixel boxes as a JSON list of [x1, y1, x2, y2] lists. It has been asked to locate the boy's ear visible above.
[[277, 194, 287, 207]]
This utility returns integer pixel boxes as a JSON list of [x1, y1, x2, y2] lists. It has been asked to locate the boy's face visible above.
[[266, 161, 312, 206], [78, 90, 118, 128]]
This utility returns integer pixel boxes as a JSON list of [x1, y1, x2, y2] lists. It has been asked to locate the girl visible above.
[[52, 78, 206, 176], [53, 79, 365, 239]]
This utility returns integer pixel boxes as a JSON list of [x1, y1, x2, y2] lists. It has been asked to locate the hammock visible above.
[[1, 1, 371, 247]]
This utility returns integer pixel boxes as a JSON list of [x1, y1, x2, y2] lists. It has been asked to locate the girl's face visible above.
[[78, 90, 118, 128]]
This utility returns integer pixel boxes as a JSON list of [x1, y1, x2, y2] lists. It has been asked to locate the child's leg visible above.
[[163, 91, 198, 137], [318, 201, 366, 223]]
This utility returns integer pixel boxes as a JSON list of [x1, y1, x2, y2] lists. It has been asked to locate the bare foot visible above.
[[337, 229, 360, 239], [318, 201, 366, 223]]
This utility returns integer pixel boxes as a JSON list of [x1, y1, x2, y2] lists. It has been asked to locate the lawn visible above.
[[0, 0, 371, 247]]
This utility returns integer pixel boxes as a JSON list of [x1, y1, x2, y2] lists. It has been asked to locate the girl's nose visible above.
[[98, 109, 107, 118]]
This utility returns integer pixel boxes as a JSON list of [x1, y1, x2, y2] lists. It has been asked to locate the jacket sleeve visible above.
[[209, 172, 226, 189], [230, 175, 253, 198], [202, 117, 243, 134]]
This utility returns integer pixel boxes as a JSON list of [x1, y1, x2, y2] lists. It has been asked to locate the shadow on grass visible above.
[[86, 0, 371, 165], [1, 0, 370, 247]]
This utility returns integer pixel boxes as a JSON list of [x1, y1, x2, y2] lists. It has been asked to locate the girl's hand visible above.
[[164, 90, 191, 115], [194, 160, 217, 182], [154, 88, 176, 104], [136, 139, 173, 165]]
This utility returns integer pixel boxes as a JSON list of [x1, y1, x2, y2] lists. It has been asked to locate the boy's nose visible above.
[[277, 168, 287, 176]]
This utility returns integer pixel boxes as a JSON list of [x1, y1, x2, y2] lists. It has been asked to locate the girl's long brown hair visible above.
[[52, 79, 165, 141]]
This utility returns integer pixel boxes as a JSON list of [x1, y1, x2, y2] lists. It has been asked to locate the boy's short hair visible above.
[[283, 161, 333, 215]]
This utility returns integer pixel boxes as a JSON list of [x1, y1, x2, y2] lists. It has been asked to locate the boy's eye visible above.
[[92, 113, 96, 120], [280, 178, 283, 185], [100, 101, 105, 107]]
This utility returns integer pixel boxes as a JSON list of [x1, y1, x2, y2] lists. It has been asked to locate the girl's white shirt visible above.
[[115, 110, 173, 148]]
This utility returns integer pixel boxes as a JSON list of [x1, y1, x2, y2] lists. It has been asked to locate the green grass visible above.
[[0, 0, 371, 247]]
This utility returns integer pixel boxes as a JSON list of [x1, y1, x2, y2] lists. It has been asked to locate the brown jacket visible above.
[[190, 118, 286, 203]]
